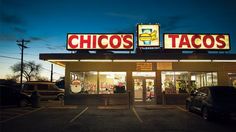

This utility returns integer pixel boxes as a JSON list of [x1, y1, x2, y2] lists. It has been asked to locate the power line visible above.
[[0, 55, 64, 76], [17, 39, 30, 87]]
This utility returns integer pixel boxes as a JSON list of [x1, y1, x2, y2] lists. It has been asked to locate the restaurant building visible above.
[[39, 25, 236, 105]]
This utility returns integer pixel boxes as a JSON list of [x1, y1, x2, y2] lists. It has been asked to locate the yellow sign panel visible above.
[[136, 63, 153, 71], [137, 24, 160, 47], [157, 63, 172, 70]]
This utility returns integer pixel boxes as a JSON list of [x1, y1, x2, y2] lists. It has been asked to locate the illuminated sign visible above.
[[164, 34, 230, 50], [137, 24, 160, 47], [136, 63, 153, 71], [67, 34, 134, 50]]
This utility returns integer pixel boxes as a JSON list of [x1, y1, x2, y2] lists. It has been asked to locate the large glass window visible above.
[[161, 71, 188, 94], [70, 72, 126, 94], [70, 72, 97, 94], [99, 72, 126, 94], [228, 73, 236, 87], [194, 72, 217, 88], [161, 71, 218, 94]]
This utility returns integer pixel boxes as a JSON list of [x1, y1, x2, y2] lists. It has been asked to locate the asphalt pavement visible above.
[[1, 105, 236, 132]]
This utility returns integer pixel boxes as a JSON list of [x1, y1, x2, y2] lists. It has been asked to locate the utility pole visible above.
[[50, 64, 53, 82], [17, 39, 30, 88]]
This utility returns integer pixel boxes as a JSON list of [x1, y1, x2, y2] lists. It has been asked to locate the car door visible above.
[[195, 88, 208, 111], [36, 84, 49, 100], [192, 88, 204, 111]]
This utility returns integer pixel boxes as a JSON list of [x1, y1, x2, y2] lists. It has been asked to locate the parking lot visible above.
[[1, 104, 236, 132]]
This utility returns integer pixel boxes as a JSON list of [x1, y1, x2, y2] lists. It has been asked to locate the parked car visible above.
[[21, 81, 64, 101], [186, 86, 236, 121], [0, 84, 31, 107]]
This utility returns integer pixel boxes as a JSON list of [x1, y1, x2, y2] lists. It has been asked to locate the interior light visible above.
[[113, 60, 145, 62], [80, 59, 112, 62], [179, 60, 212, 62], [48, 59, 79, 62], [146, 60, 178, 62], [212, 60, 236, 62]]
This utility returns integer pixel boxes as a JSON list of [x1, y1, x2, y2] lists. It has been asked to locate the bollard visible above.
[[128, 91, 131, 109], [31, 91, 41, 108], [162, 91, 166, 105]]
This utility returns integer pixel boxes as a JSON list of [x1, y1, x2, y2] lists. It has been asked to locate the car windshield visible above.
[[210, 86, 236, 101]]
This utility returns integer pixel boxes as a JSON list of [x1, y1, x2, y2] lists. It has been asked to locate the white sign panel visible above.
[[164, 34, 230, 50]]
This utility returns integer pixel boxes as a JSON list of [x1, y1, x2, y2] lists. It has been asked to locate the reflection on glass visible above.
[[70, 72, 97, 94], [161, 71, 218, 94], [146, 79, 154, 102], [99, 72, 126, 94], [134, 79, 143, 102]]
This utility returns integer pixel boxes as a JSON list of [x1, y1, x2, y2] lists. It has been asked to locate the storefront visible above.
[[39, 52, 236, 105], [39, 25, 236, 105]]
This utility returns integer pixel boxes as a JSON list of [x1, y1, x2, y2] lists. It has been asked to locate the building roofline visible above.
[[39, 53, 236, 60]]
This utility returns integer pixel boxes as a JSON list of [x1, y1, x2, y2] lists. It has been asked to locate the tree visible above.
[[11, 61, 42, 81]]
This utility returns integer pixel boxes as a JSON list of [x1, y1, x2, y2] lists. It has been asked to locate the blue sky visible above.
[[0, 0, 236, 80]]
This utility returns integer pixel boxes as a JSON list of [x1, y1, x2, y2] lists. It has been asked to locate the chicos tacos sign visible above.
[[66, 30, 230, 51], [164, 34, 230, 50], [67, 34, 134, 50]]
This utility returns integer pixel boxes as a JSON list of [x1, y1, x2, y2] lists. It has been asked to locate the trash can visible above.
[[31, 91, 40, 108]]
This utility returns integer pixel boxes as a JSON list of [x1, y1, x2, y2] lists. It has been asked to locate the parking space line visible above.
[[69, 107, 88, 123], [132, 107, 143, 123], [0, 107, 44, 123], [175, 105, 187, 112]]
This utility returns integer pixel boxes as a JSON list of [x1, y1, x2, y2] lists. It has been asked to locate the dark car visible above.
[[186, 86, 236, 120], [0, 84, 31, 107], [21, 81, 64, 101]]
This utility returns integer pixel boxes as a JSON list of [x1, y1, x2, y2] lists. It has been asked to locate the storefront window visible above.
[[194, 72, 217, 88], [161, 71, 188, 94], [161, 71, 218, 94], [228, 73, 236, 87], [99, 72, 126, 94], [70, 72, 97, 94]]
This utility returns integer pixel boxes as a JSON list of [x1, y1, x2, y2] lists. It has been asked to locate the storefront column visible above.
[[218, 71, 229, 86], [127, 71, 133, 105], [156, 70, 162, 104]]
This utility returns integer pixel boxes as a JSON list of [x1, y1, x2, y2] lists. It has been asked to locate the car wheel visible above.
[[18, 99, 28, 107], [57, 95, 64, 101], [186, 102, 192, 112], [202, 107, 212, 121]]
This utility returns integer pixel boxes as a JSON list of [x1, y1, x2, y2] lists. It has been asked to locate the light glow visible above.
[[146, 60, 178, 62], [48, 59, 79, 62], [113, 60, 145, 62], [179, 60, 212, 62], [80, 59, 112, 62], [212, 60, 236, 62]]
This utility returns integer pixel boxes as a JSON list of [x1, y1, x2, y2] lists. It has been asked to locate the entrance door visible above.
[[134, 78, 155, 103]]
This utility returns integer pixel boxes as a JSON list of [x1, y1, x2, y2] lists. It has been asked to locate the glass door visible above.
[[145, 79, 155, 102], [134, 78, 155, 103], [134, 79, 143, 102]]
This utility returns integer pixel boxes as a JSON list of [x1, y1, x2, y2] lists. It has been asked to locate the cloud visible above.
[[143, 16, 187, 32], [0, 33, 17, 41], [106, 12, 140, 20], [30, 36, 43, 41], [13, 27, 27, 34], [0, 12, 26, 26]]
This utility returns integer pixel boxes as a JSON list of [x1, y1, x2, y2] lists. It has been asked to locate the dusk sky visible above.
[[0, 0, 236, 80]]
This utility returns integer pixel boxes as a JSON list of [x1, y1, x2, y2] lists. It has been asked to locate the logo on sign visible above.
[[137, 24, 160, 47]]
